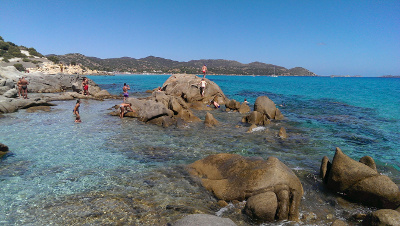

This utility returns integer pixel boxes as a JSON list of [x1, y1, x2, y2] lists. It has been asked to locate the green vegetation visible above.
[[47, 55, 60, 64], [27, 47, 43, 57], [0, 36, 44, 62], [13, 63, 26, 72]]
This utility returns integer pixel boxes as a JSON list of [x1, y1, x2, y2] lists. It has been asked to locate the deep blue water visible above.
[[0, 74, 399, 225]]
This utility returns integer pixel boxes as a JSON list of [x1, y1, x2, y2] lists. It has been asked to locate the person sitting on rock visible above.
[[119, 103, 134, 118], [211, 100, 220, 108]]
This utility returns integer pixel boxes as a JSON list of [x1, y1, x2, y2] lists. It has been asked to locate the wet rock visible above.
[[188, 153, 304, 222], [172, 214, 237, 226], [0, 143, 9, 158], [331, 219, 348, 226], [217, 200, 228, 207], [238, 102, 250, 114], [26, 105, 52, 112], [362, 209, 400, 226], [278, 127, 287, 139], [204, 112, 219, 127], [320, 147, 400, 209]]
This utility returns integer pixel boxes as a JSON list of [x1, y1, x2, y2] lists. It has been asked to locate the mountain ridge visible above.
[[48, 53, 316, 76]]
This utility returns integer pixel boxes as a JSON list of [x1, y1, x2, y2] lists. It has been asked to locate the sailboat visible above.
[[271, 66, 278, 77]]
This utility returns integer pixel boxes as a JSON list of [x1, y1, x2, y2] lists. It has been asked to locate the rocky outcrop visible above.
[[0, 66, 111, 113], [320, 147, 400, 209], [187, 153, 303, 222], [242, 96, 284, 125], [162, 74, 227, 105]]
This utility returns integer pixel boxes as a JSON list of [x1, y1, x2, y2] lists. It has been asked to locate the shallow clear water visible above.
[[0, 75, 399, 225]]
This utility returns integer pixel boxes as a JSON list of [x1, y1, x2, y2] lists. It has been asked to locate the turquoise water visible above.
[[0, 74, 399, 225]]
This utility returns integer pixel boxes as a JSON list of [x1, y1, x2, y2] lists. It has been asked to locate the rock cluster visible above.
[[242, 96, 284, 125]]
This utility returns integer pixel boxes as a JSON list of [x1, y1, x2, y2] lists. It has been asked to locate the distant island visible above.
[[1, 36, 316, 76]]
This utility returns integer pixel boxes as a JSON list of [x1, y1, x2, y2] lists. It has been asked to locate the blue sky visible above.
[[1, 0, 399, 76]]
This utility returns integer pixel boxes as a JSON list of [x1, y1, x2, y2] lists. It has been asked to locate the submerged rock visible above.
[[0, 143, 9, 158], [320, 147, 400, 209], [172, 214, 237, 226], [187, 153, 304, 222]]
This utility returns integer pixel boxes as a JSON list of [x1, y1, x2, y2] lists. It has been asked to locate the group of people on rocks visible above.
[[72, 65, 248, 122]]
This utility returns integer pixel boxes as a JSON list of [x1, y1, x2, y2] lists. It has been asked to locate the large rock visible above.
[[320, 147, 400, 209], [126, 97, 172, 122], [187, 153, 303, 222], [254, 96, 278, 119], [162, 74, 227, 105]]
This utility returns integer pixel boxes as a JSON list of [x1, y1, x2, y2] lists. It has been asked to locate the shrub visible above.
[[28, 47, 43, 57], [47, 55, 60, 64], [23, 58, 31, 62], [14, 64, 26, 72]]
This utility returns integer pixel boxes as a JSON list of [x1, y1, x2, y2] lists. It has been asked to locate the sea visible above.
[[0, 74, 399, 225]]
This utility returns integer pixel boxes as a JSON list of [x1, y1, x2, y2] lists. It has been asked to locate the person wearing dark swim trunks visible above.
[[20, 77, 29, 99], [122, 83, 130, 102]]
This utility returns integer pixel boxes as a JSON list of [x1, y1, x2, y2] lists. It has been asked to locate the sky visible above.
[[1, 0, 399, 76]]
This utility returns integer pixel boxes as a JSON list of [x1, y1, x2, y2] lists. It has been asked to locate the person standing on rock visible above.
[[202, 64, 207, 78], [122, 83, 130, 102], [17, 78, 22, 98], [199, 78, 207, 97], [82, 77, 89, 96], [20, 77, 29, 99]]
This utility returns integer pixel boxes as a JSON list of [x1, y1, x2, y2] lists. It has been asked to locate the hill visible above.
[[0, 36, 316, 76], [48, 53, 316, 76]]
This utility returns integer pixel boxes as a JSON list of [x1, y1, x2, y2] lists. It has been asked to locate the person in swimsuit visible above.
[[20, 77, 29, 99], [199, 78, 207, 97], [119, 103, 134, 118], [122, 83, 130, 102], [73, 99, 80, 117], [17, 78, 22, 98], [202, 64, 207, 78], [82, 77, 89, 95]]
